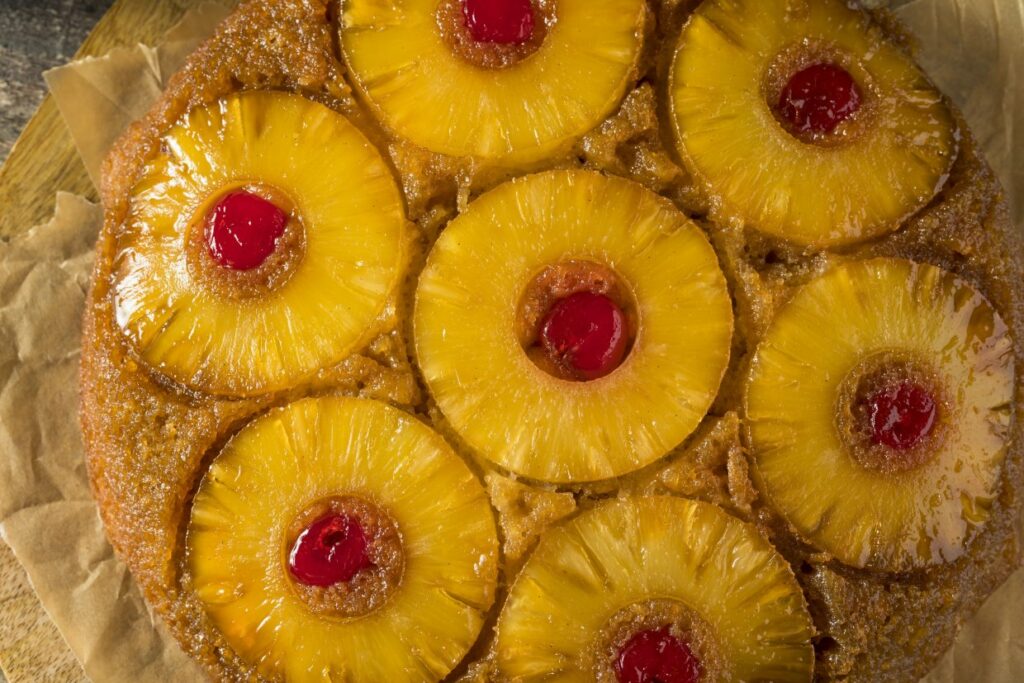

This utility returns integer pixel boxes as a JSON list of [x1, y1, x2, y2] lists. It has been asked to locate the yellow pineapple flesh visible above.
[[340, 0, 646, 165], [414, 170, 733, 483], [745, 258, 1014, 571], [114, 91, 406, 396], [187, 396, 498, 681], [669, 0, 956, 247], [494, 496, 815, 680]]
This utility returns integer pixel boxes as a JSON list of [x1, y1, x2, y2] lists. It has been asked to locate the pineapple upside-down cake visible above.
[[80, 0, 1022, 680]]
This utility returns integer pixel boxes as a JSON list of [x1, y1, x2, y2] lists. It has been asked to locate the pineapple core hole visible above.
[[517, 260, 638, 381], [284, 496, 404, 618], [595, 600, 725, 683], [838, 355, 947, 473], [437, 0, 554, 69], [188, 184, 306, 299]]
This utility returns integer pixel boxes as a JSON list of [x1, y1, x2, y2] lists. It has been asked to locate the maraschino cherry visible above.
[[462, 0, 535, 44], [288, 514, 374, 587], [205, 190, 289, 271], [540, 291, 628, 380], [615, 627, 702, 683], [778, 63, 862, 134], [861, 379, 937, 451]]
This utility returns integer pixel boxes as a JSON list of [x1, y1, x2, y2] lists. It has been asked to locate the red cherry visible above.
[[540, 291, 628, 380], [615, 627, 702, 683], [205, 190, 289, 271], [862, 380, 937, 451], [778, 63, 862, 134], [461, 0, 535, 45], [288, 514, 374, 587]]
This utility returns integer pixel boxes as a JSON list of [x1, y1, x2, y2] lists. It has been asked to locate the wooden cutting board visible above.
[[0, 3, 215, 680]]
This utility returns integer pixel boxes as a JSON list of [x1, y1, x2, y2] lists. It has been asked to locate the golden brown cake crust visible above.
[[80, 0, 1023, 680]]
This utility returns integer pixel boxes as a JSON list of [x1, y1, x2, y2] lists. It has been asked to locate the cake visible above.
[[79, 0, 1023, 680]]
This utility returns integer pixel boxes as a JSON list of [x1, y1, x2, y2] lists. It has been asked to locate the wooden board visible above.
[[0, 2, 214, 680], [0, 545, 85, 683]]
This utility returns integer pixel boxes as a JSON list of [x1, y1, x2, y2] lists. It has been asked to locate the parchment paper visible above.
[[0, 1, 1020, 681], [0, 5, 229, 682]]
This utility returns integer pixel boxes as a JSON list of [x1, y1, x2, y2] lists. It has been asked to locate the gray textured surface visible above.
[[0, 0, 115, 164]]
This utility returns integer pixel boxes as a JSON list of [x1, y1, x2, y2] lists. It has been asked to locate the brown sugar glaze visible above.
[[80, 0, 1023, 681]]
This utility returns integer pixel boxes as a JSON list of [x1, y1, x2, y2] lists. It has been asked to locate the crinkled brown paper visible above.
[[0, 0, 1021, 680]]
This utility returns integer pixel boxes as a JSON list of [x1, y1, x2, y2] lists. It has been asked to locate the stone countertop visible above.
[[0, 0, 114, 164]]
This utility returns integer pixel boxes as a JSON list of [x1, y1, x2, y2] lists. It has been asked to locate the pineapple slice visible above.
[[494, 496, 815, 681], [414, 170, 733, 483], [187, 396, 498, 681], [113, 91, 406, 396], [340, 0, 646, 165], [669, 0, 956, 247], [745, 258, 1014, 571]]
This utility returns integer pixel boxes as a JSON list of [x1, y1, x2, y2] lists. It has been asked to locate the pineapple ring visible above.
[[187, 396, 499, 682], [668, 0, 956, 247], [113, 91, 406, 396], [414, 170, 733, 483], [494, 496, 815, 680], [340, 0, 646, 164], [746, 258, 1014, 571]]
